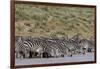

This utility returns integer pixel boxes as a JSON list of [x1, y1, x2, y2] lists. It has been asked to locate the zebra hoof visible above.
[[83, 52, 85, 54], [61, 55, 64, 57], [70, 55, 72, 57]]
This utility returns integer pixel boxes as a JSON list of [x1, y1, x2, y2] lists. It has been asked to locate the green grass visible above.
[[15, 4, 95, 39]]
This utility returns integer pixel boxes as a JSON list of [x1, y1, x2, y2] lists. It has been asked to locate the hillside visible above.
[[15, 4, 95, 39]]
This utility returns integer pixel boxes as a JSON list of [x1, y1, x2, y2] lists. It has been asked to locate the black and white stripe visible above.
[[15, 35, 94, 58]]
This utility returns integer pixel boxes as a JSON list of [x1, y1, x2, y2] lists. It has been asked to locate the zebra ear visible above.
[[27, 36, 31, 40], [18, 36, 23, 42]]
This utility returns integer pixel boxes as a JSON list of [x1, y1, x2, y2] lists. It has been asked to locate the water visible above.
[[15, 53, 94, 66]]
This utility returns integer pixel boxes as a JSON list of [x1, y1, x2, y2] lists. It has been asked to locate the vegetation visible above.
[[15, 4, 95, 39]]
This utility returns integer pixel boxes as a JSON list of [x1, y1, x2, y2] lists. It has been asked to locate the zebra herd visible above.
[[15, 35, 94, 59]]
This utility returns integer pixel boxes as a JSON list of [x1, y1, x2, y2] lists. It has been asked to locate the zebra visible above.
[[48, 37, 69, 56], [79, 39, 94, 54], [47, 36, 77, 57], [15, 35, 94, 58], [39, 37, 64, 58], [22, 37, 46, 58], [64, 40, 75, 57], [15, 36, 43, 58], [65, 34, 83, 56], [15, 36, 30, 58], [15, 36, 62, 58]]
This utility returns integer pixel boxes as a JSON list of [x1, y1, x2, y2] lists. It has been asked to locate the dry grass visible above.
[[15, 4, 95, 39]]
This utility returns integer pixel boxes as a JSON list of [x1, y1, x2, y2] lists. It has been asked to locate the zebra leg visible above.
[[40, 53, 43, 58], [88, 48, 93, 52], [20, 51, 25, 59], [15, 52, 18, 58], [17, 51, 22, 58], [15, 52, 20, 58], [29, 51, 32, 58], [18, 52, 22, 58], [43, 52, 50, 58], [68, 49, 73, 57], [20, 53, 24, 59], [82, 48, 86, 54], [70, 51, 73, 57], [23, 54, 25, 58], [25, 53, 29, 58], [36, 53, 42, 58], [61, 54, 64, 57], [69, 50, 73, 57]]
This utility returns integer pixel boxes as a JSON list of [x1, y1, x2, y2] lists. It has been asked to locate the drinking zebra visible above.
[[15, 36, 30, 58], [48, 37, 69, 56], [38, 37, 65, 58], [15, 36, 44, 58], [15, 35, 94, 58], [79, 39, 94, 54], [15, 36, 64, 58]]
